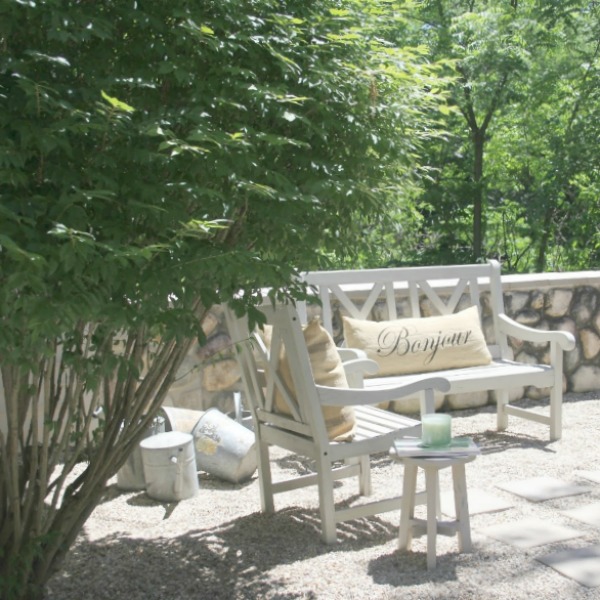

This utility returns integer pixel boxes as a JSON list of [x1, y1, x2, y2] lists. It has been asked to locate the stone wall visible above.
[[163, 304, 241, 414], [166, 270, 600, 415], [4, 270, 600, 433], [501, 273, 600, 397]]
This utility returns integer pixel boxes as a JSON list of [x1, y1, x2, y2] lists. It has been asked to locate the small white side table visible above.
[[397, 454, 476, 569]]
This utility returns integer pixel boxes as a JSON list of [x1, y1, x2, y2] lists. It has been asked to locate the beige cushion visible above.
[[261, 320, 356, 441], [342, 306, 492, 376]]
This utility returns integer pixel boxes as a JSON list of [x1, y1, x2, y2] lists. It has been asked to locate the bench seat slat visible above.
[[362, 360, 554, 395]]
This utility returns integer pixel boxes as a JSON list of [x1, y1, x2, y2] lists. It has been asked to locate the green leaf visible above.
[[0, 234, 43, 261], [26, 51, 71, 67], [101, 90, 135, 113]]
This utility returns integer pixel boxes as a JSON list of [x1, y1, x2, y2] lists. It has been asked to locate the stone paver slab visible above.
[[441, 488, 513, 518], [562, 502, 600, 528], [537, 545, 600, 588], [497, 476, 591, 502], [481, 517, 583, 549], [575, 470, 600, 484]]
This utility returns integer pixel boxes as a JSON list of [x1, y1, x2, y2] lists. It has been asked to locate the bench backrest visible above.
[[298, 260, 511, 360], [224, 302, 331, 445]]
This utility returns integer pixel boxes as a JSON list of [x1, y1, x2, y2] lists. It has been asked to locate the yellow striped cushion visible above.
[[263, 319, 356, 441]]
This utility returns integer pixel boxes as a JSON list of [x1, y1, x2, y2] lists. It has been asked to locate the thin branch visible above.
[[481, 71, 510, 134], [456, 65, 479, 132], [565, 38, 600, 135]]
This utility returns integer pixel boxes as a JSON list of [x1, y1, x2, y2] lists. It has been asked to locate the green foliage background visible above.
[[393, 0, 600, 272]]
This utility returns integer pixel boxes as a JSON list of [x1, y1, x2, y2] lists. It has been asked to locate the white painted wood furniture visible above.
[[224, 301, 450, 544], [299, 260, 576, 441], [396, 454, 476, 569]]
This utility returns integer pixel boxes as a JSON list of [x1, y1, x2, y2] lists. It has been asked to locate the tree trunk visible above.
[[534, 207, 554, 272], [472, 128, 485, 262], [0, 316, 203, 600]]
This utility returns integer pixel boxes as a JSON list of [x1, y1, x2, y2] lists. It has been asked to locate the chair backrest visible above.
[[298, 260, 510, 360], [224, 302, 331, 445]]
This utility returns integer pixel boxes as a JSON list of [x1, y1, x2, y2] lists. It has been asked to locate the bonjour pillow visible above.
[[342, 305, 492, 376], [260, 319, 356, 442]]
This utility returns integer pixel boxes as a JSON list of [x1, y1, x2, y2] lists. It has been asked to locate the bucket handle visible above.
[[234, 392, 243, 424], [171, 448, 184, 497]]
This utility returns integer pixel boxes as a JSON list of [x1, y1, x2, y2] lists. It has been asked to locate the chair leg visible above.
[[358, 455, 372, 496], [256, 439, 275, 513], [343, 455, 372, 496], [317, 454, 338, 544], [496, 389, 509, 432]]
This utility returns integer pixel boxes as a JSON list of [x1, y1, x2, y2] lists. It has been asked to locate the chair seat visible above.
[[352, 405, 421, 441]]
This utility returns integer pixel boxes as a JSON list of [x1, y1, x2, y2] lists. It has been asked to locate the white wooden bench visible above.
[[299, 260, 576, 441]]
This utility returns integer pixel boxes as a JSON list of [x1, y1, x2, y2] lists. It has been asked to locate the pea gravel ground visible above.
[[45, 392, 600, 600]]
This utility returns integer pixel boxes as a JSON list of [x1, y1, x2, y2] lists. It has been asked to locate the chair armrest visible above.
[[316, 377, 451, 407], [497, 314, 576, 351]]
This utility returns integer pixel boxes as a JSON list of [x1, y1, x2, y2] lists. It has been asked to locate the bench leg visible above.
[[257, 439, 275, 513], [496, 389, 509, 432], [549, 381, 562, 442], [419, 388, 436, 416]]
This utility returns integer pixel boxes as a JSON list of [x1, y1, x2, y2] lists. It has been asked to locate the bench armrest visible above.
[[497, 314, 576, 351], [337, 347, 367, 361], [340, 357, 380, 388], [316, 377, 451, 407], [337, 346, 380, 388]]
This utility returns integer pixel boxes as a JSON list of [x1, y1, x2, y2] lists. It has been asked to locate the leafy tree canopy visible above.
[[0, 2, 446, 597], [0, 0, 446, 351]]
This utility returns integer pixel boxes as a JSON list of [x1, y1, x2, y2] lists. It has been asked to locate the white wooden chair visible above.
[[225, 301, 450, 544]]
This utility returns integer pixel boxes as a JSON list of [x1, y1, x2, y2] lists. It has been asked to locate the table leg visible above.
[[424, 465, 439, 570], [452, 462, 472, 552], [398, 462, 418, 551]]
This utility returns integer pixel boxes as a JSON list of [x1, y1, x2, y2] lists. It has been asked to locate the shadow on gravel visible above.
[[45, 507, 398, 600]]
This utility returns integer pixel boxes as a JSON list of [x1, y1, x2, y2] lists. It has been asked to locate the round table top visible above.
[[389, 449, 478, 467]]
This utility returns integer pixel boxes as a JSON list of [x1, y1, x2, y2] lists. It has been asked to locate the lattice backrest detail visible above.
[[301, 261, 509, 359], [408, 275, 475, 316], [321, 281, 386, 322], [225, 303, 327, 440]]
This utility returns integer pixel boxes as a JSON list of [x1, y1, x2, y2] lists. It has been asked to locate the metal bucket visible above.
[[117, 415, 166, 491], [140, 431, 199, 502], [159, 406, 204, 434], [192, 408, 257, 484]]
